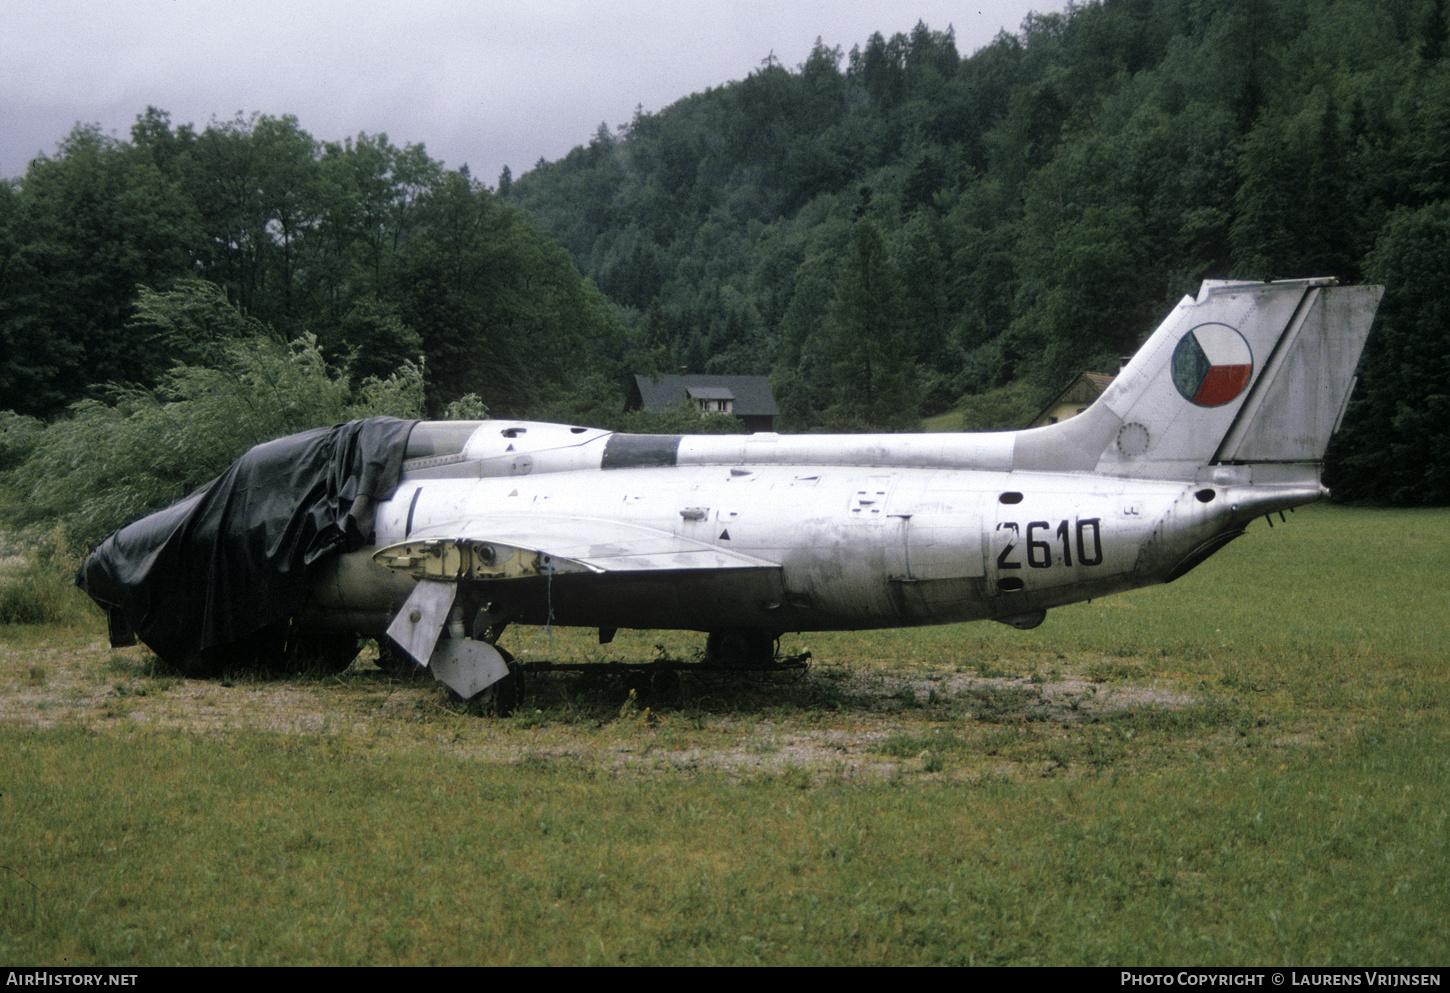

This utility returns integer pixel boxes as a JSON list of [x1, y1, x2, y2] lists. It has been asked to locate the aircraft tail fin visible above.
[[1012, 278, 1383, 482]]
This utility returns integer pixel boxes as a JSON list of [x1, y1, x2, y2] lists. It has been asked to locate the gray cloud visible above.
[[1, 0, 1057, 184]]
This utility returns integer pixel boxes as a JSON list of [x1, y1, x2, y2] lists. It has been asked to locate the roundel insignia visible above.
[[1172, 323, 1253, 407]]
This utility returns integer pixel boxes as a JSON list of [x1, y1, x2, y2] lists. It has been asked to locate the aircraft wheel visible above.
[[705, 628, 777, 667], [467, 646, 520, 717]]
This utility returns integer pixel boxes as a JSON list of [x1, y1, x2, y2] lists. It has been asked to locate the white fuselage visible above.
[[304, 420, 1306, 639]]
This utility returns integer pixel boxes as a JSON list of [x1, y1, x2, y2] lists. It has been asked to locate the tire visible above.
[[477, 646, 520, 716]]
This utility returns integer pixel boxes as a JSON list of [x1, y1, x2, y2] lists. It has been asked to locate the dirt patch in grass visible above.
[[0, 633, 1225, 785]]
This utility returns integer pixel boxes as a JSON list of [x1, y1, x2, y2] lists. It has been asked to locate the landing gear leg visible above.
[[468, 603, 521, 716], [384, 581, 514, 705]]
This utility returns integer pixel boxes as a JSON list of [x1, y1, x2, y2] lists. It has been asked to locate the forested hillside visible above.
[[508, 0, 1450, 503], [3, 0, 1449, 511], [0, 113, 643, 423]]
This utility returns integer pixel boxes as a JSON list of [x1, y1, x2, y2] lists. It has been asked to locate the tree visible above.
[[1328, 200, 1450, 504], [320, 294, 424, 383], [821, 221, 917, 428], [1232, 94, 1361, 281], [0, 124, 196, 415], [127, 277, 275, 367], [387, 171, 624, 415]]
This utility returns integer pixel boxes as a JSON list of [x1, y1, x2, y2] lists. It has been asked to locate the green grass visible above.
[[1, 504, 1447, 965], [1, 722, 1444, 965]]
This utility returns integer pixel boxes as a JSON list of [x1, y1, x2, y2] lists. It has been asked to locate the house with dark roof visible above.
[[626, 374, 780, 433], [1028, 372, 1116, 427]]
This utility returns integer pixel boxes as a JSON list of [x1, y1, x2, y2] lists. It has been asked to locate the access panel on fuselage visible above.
[[882, 472, 989, 582]]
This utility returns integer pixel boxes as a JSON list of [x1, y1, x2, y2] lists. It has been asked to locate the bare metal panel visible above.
[[386, 579, 456, 667], [430, 639, 510, 698], [904, 515, 985, 580], [1215, 285, 1382, 463], [398, 514, 781, 573], [1085, 282, 1310, 479]]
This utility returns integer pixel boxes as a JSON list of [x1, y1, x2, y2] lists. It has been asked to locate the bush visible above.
[[0, 412, 44, 472], [5, 329, 425, 550]]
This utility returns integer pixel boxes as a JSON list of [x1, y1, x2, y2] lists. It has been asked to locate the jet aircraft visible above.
[[78, 278, 1382, 701]]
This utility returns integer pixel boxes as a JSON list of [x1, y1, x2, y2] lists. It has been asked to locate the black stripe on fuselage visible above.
[[405, 485, 422, 536], [601, 434, 682, 469]]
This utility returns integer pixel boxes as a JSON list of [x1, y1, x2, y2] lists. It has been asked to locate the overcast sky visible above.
[[2, 0, 1061, 186]]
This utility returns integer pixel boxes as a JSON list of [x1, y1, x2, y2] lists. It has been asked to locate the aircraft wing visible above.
[[373, 513, 779, 581], [372, 515, 782, 695]]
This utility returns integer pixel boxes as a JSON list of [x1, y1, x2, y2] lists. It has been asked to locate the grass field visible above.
[[1, 504, 1446, 965]]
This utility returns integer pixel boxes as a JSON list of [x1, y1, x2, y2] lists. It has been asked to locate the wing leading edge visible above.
[[374, 513, 780, 579]]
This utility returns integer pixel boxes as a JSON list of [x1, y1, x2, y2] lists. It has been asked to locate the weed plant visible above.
[[0, 552, 93, 628]]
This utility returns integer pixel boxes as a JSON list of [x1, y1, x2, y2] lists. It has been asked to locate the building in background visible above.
[[626, 373, 780, 432], [1028, 372, 1115, 427]]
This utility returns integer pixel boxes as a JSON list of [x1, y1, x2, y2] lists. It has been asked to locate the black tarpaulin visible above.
[[75, 417, 417, 668]]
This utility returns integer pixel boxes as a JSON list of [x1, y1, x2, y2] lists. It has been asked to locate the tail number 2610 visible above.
[[996, 519, 1104, 570]]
